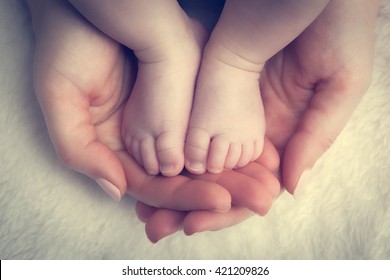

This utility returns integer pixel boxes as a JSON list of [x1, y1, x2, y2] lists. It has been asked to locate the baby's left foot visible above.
[[122, 18, 206, 177], [185, 45, 265, 174]]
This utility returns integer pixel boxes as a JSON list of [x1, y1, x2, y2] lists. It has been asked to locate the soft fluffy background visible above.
[[1, 0, 389, 259]]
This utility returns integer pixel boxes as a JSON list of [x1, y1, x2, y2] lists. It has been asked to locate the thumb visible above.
[[282, 77, 367, 194], [37, 88, 127, 201]]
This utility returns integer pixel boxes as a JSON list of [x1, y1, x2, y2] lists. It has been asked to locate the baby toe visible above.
[[207, 136, 230, 174], [140, 137, 159, 175], [224, 143, 241, 170], [156, 131, 185, 177], [236, 141, 255, 168], [184, 127, 210, 174]]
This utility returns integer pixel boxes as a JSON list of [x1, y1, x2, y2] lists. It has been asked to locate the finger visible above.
[[118, 151, 231, 212], [237, 161, 281, 198], [238, 138, 281, 197], [37, 87, 127, 201], [141, 206, 255, 240], [254, 137, 280, 173], [190, 164, 277, 215], [183, 207, 254, 236], [220, 167, 276, 215], [135, 201, 187, 243], [144, 209, 187, 243], [283, 78, 368, 194], [135, 201, 157, 223], [189, 138, 280, 214], [135, 139, 281, 240]]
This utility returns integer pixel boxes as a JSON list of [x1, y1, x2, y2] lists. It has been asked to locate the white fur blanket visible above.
[[1, 0, 389, 260]]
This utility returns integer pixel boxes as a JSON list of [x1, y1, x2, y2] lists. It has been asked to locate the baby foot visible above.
[[122, 19, 206, 177], [185, 45, 265, 174]]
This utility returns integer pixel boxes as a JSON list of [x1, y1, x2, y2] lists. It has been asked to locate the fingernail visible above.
[[294, 169, 312, 199], [146, 168, 159, 176], [187, 161, 205, 173], [96, 178, 121, 202]]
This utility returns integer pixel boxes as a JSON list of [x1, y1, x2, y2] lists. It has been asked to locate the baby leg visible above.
[[70, 0, 206, 176], [185, 0, 329, 174]]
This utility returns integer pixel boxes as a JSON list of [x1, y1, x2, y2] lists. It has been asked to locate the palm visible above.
[[260, 6, 374, 190], [261, 20, 341, 153], [36, 17, 133, 152]]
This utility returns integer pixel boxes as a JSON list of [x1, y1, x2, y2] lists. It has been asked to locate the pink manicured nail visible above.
[[294, 169, 312, 199], [96, 178, 121, 202]]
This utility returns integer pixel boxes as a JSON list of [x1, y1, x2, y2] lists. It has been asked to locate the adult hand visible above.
[[261, 0, 380, 194], [28, 0, 280, 217], [28, 0, 226, 210], [29, 0, 131, 201], [136, 0, 380, 241], [136, 138, 280, 243]]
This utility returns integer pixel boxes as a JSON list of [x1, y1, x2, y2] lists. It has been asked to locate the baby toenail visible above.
[[188, 162, 205, 172], [208, 168, 222, 174], [160, 164, 174, 174], [146, 168, 159, 176]]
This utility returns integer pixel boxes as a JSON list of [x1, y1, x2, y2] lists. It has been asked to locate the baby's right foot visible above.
[[185, 1, 271, 175], [122, 18, 206, 177], [184, 0, 327, 174], [185, 43, 265, 174]]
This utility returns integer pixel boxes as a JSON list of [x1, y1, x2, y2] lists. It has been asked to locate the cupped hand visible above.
[[29, 0, 238, 211], [29, 0, 280, 218], [30, 0, 132, 200], [261, 0, 380, 193], [136, 0, 380, 241], [136, 138, 280, 243]]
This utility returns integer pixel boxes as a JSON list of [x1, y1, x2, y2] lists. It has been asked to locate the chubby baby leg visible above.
[[70, 0, 206, 176], [185, 0, 329, 174]]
